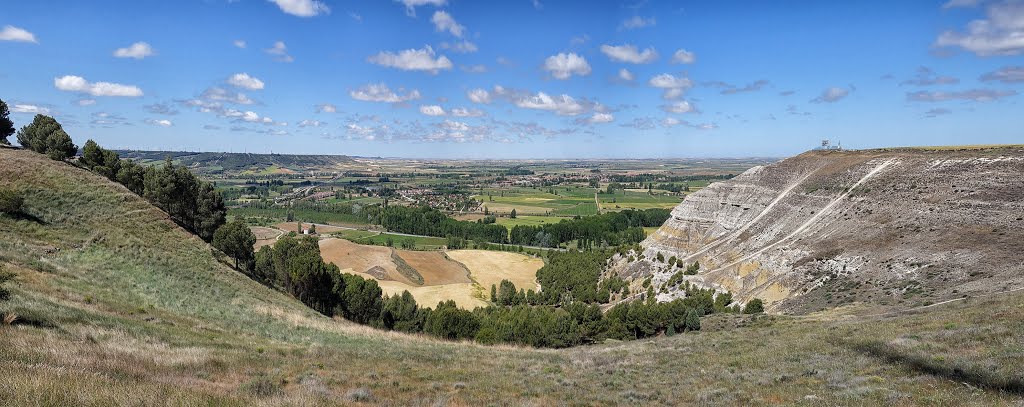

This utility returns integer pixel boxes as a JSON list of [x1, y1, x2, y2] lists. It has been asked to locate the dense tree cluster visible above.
[[508, 209, 669, 248], [15, 114, 77, 161], [0, 99, 14, 145], [80, 140, 226, 241], [213, 219, 257, 270], [377, 205, 508, 244], [534, 249, 628, 304]]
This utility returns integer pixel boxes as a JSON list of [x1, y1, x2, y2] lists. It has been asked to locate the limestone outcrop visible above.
[[612, 147, 1024, 314]]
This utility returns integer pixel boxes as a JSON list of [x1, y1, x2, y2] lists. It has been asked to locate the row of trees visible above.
[[80, 140, 227, 241], [377, 205, 508, 244], [508, 208, 670, 248]]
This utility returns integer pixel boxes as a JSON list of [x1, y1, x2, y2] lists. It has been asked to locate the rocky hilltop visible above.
[[611, 146, 1024, 314]]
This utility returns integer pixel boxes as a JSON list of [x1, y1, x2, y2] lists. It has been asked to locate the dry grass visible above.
[[446, 250, 543, 294]]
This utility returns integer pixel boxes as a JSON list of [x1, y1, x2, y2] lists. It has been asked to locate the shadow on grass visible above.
[[848, 340, 1024, 395], [5, 212, 47, 225]]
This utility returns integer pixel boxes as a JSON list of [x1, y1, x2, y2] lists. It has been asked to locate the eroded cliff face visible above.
[[612, 147, 1024, 314]]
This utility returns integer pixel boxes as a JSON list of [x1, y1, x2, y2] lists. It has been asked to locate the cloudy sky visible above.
[[1, 0, 1022, 158]]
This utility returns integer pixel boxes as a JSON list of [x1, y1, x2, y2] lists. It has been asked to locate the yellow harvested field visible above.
[[319, 238, 414, 285], [445, 250, 543, 293], [371, 279, 486, 309], [395, 250, 470, 285]]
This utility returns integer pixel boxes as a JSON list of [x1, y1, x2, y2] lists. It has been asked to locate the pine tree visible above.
[[0, 99, 14, 145]]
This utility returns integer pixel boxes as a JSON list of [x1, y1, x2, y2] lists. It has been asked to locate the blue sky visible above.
[[1, 0, 1022, 158]]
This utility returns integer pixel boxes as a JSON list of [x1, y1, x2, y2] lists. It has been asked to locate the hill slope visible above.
[[0, 147, 1021, 405], [613, 146, 1024, 314]]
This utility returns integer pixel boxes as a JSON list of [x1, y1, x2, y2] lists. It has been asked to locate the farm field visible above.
[[316, 238, 543, 309]]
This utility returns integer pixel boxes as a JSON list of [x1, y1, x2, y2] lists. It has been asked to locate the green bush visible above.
[[0, 189, 23, 214]]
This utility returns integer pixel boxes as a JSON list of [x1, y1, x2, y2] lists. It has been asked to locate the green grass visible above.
[[229, 207, 370, 226], [552, 202, 599, 216], [330, 229, 448, 250], [496, 215, 570, 228], [1, 148, 1021, 405]]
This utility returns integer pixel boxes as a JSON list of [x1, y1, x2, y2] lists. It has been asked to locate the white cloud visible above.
[[935, 1, 1024, 56], [113, 42, 155, 59], [398, 0, 447, 16], [440, 40, 478, 53], [54, 75, 143, 97], [265, 41, 294, 62], [587, 112, 614, 124], [227, 73, 265, 90], [431, 11, 465, 37], [0, 25, 37, 43], [980, 66, 1024, 83], [942, 0, 982, 8], [618, 68, 635, 81], [201, 87, 255, 105], [620, 16, 655, 30], [420, 105, 447, 116], [660, 101, 696, 114], [146, 119, 173, 127], [298, 119, 326, 127], [906, 89, 1017, 102], [811, 87, 851, 103], [513, 92, 585, 116], [543, 52, 591, 79], [316, 103, 338, 113], [233, 40, 247, 49], [467, 88, 491, 104], [350, 83, 422, 103], [270, 0, 330, 17], [671, 49, 696, 64], [12, 104, 50, 114], [461, 64, 487, 73], [451, 107, 484, 117], [649, 73, 693, 99], [77, 99, 97, 106], [662, 117, 681, 127], [600, 44, 658, 64], [367, 45, 453, 73]]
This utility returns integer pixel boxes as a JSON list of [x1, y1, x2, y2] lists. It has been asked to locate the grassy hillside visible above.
[[0, 148, 1021, 405]]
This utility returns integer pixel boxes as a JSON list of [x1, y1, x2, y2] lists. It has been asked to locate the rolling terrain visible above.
[[613, 146, 1024, 314], [1, 147, 1022, 405]]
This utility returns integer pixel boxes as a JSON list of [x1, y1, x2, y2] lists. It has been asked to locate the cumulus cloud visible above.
[[451, 107, 484, 117], [705, 79, 770, 94], [12, 104, 50, 114], [54, 75, 143, 97], [980, 66, 1024, 83], [113, 42, 155, 59], [810, 87, 851, 103], [906, 88, 1017, 102], [145, 118, 173, 127], [265, 41, 294, 62], [431, 11, 465, 36], [316, 103, 338, 113], [298, 119, 326, 127], [543, 52, 591, 79], [0, 25, 37, 43], [900, 67, 959, 86], [420, 105, 447, 116], [227, 73, 265, 90], [233, 40, 247, 49], [618, 68, 635, 81], [350, 83, 422, 103], [601, 44, 658, 64], [620, 16, 655, 30], [506, 90, 587, 116], [660, 100, 697, 114], [144, 103, 179, 115], [201, 87, 255, 105], [441, 40, 478, 53], [270, 0, 329, 16], [582, 112, 614, 124], [398, 0, 447, 16], [368, 46, 453, 73], [671, 49, 696, 64], [649, 73, 693, 99], [467, 88, 491, 104], [934, 1, 1024, 56]]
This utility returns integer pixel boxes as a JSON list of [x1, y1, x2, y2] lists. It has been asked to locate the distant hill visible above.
[[116, 150, 353, 175], [1, 147, 1022, 405], [615, 146, 1024, 314]]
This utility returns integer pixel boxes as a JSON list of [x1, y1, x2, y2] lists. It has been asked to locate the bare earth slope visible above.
[[614, 146, 1024, 314]]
